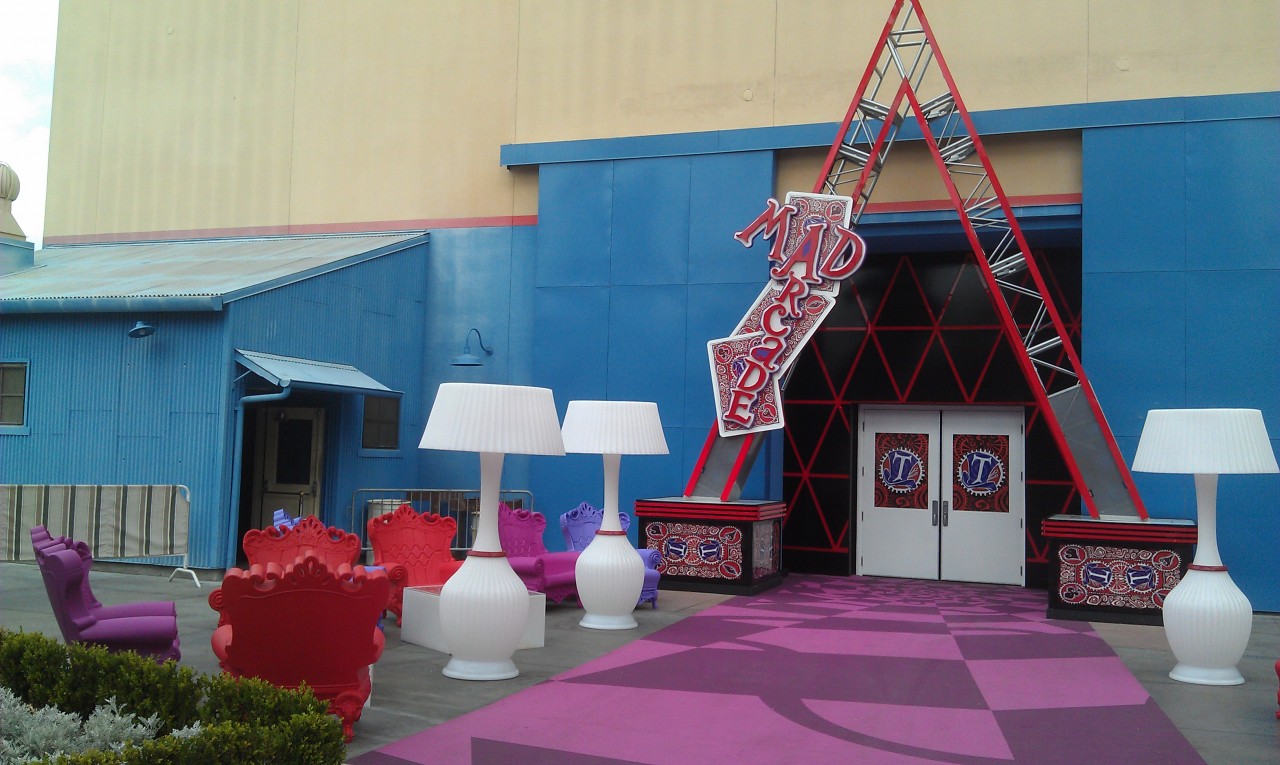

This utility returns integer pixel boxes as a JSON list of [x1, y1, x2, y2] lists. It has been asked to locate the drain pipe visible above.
[[225, 380, 293, 565]]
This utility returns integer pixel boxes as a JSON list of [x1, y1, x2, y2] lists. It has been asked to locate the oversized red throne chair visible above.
[[367, 503, 464, 625], [209, 553, 389, 742], [243, 514, 361, 568], [239, 514, 403, 623]]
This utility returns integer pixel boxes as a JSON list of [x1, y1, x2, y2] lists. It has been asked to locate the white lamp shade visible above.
[[420, 383, 566, 456], [1133, 408, 1278, 474], [561, 400, 669, 455]]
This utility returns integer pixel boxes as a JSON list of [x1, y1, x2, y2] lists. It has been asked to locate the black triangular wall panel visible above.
[[905, 339, 967, 403], [783, 248, 1081, 579]]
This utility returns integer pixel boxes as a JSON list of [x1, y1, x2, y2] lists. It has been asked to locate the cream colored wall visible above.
[[775, 132, 1084, 203], [45, 0, 1280, 240]]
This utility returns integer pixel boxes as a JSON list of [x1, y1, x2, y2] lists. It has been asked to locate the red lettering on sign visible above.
[[760, 303, 791, 339], [817, 226, 868, 280], [734, 198, 796, 264], [713, 193, 868, 435]]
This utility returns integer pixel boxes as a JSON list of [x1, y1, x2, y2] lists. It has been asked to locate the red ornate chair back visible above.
[[366, 503, 462, 624], [242, 515, 361, 569]]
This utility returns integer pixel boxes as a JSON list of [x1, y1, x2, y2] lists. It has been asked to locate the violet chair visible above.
[[560, 502, 661, 608], [31, 527, 178, 622], [30, 526, 181, 662], [209, 553, 389, 742], [271, 508, 299, 529], [497, 503, 579, 604]]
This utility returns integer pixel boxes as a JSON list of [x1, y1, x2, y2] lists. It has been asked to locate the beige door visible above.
[[856, 407, 1024, 585], [252, 407, 325, 529]]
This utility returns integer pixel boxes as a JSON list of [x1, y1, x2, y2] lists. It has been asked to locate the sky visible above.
[[0, 0, 59, 249]]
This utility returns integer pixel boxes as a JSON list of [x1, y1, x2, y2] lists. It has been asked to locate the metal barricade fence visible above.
[[349, 488, 533, 558]]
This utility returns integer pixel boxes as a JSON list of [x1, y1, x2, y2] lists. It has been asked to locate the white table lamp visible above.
[[419, 383, 565, 680], [1133, 408, 1278, 685], [561, 400, 668, 630]]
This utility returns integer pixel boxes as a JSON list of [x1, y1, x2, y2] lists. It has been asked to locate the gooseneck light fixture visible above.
[[419, 383, 564, 679], [1132, 408, 1278, 685], [451, 328, 493, 367], [127, 320, 156, 338], [561, 400, 668, 630]]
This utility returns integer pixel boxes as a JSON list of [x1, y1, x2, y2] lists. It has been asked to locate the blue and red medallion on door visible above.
[[952, 433, 1009, 512], [874, 432, 929, 509]]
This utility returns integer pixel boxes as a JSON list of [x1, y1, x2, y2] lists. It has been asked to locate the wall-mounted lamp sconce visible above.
[[127, 320, 157, 339], [451, 327, 493, 366]]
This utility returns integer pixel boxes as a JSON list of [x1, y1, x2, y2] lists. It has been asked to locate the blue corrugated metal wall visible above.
[[1, 239, 432, 570], [226, 239, 430, 559], [416, 154, 783, 554], [0, 311, 231, 567], [1082, 114, 1280, 611]]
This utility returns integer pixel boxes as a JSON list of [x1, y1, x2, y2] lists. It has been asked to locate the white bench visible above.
[[401, 585, 546, 653]]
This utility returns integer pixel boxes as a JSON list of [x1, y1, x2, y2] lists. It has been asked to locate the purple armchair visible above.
[[30, 526, 180, 662], [498, 503, 579, 604], [560, 502, 661, 608], [30, 525, 178, 622]]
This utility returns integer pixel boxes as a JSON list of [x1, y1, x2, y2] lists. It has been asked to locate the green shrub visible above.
[[0, 629, 345, 765]]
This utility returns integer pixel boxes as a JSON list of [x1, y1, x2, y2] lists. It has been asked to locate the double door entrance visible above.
[[856, 407, 1024, 586]]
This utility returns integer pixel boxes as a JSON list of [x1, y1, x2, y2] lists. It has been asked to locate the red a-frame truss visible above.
[[686, 0, 1146, 521]]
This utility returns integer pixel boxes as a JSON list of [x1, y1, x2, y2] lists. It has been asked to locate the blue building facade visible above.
[[4, 93, 1277, 610]]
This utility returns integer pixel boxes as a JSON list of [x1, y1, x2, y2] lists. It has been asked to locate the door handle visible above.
[[931, 500, 939, 527], [942, 500, 950, 527]]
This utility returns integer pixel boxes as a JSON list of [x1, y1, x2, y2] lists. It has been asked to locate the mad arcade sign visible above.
[[709, 192, 868, 436]]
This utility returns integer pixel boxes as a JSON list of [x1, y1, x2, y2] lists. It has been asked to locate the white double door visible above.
[[856, 407, 1025, 585]]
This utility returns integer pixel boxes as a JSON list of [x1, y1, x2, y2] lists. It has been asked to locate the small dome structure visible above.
[[0, 161, 25, 239]]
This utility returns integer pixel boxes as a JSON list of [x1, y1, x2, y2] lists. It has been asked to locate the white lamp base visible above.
[[439, 553, 530, 681], [1162, 567, 1252, 686], [576, 531, 644, 631]]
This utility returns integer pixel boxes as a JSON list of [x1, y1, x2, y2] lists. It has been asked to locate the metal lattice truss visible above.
[[689, 0, 1146, 520], [817, 1, 1074, 394]]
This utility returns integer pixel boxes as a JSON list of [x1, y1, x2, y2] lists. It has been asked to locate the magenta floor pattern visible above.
[[352, 575, 1205, 765]]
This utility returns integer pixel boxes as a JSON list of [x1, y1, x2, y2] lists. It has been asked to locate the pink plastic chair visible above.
[[498, 503, 579, 604]]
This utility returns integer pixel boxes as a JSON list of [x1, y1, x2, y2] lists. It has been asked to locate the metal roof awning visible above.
[[235, 349, 401, 397], [0, 232, 428, 314]]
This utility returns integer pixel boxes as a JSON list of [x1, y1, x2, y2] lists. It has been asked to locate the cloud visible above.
[[0, 0, 60, 247]]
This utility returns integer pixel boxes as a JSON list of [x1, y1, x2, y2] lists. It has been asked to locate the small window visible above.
[[362, 395, 400, 450], [1, 362, 28, 427]]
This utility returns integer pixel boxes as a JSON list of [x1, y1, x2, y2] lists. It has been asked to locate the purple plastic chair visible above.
[[272, 508, 299, 529], [498, 503, 580, 604], [560, 502, 661, 608], [30, 525, 178, 621], [30, 526, 180, 661]]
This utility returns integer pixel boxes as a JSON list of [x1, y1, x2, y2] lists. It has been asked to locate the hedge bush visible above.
[[0, 629, 346, 765]]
